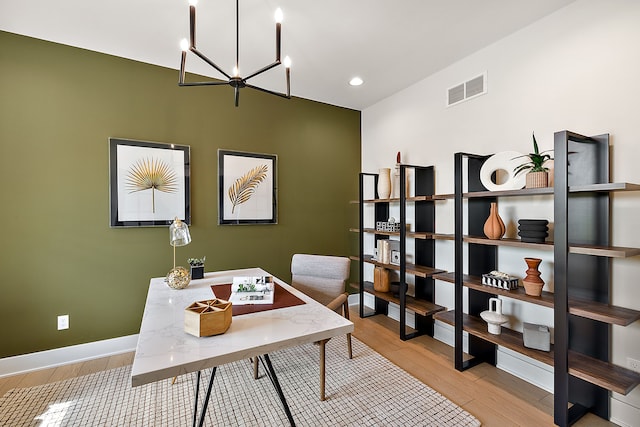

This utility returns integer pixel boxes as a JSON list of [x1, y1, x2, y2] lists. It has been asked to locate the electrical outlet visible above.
[[57, 315, 69, 330], [627, 357, 640, 372]]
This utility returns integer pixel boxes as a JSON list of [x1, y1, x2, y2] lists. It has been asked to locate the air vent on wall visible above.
[[447, 72, 487, 107]]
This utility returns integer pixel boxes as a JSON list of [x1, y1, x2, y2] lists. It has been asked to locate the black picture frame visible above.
[[218, 150, 277, 225], [109, 138, 191, 227]]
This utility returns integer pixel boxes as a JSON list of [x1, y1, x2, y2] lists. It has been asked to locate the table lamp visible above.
[[166, 217, 192, 289]]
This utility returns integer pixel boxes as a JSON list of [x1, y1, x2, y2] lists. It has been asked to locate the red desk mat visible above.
[[211, 283, 306, 316]]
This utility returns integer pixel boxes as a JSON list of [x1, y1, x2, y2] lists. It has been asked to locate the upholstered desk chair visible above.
[[252, 254, 352, 400], [290, 253, 353, 400]]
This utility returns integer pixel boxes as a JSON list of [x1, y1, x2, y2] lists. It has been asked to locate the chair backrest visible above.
[[291, 254, 350, 306]]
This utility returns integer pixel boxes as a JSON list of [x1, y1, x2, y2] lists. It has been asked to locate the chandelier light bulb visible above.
[[233, 66, 239, 77], [189, 0, 197, 6], [283, 56, 292, 69], [275, 8, 283, 23], [180, 38, 189, 52]]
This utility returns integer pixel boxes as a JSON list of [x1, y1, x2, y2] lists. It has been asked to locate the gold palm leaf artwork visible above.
[[126, 157, 178, 213], [228, 164, 269, 214]]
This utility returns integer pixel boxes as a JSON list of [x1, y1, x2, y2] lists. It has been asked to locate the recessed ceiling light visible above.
[[349, 77, 364, 86]]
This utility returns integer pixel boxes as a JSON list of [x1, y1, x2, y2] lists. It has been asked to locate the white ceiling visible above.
[[0, 0, 576, 110]]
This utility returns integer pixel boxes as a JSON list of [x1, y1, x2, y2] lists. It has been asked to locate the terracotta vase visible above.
[[522, 257, 544, 296], [483, 202, 506, 240], [525, 171, 548, 188], [377, 168, 391, 199]]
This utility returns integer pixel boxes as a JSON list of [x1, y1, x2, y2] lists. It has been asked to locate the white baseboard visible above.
[[358, 294, 417, 329], [611, 395, 640, 427], [0, 335, 138, 378], [497, 347, 554, 393]]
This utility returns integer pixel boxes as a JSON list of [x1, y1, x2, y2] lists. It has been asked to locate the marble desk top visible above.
[[131, 267, 354, 387]]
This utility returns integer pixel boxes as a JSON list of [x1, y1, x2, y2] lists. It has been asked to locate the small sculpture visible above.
[[480, 297, 508, 335]]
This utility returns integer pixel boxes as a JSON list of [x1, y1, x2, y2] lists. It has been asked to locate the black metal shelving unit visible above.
[[355, 165, 445, 340], [434, 131, 640, 426]]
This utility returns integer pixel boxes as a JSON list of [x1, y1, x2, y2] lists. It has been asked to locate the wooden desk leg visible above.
[[253, 356, 259, 379], [343, 300, 353, 359], [319, 339, 328, 401]]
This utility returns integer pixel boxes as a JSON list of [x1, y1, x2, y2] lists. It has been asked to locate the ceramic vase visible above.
[[525, 171, 549, 189], [522, 257, 544, 296], [483, 202, 506, 240], [480, 297, 509, 335], [377, 168, 391, 199]]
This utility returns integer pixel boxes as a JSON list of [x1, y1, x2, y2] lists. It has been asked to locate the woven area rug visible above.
[[0, 337, 480, 426]]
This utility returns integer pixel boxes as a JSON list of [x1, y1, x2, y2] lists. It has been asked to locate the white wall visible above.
[[361, 0, 640, 424]]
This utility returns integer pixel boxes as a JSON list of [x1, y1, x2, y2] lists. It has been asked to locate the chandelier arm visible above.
[[191, 48, 232, 80], [179, 81, 229, 87], [179, 50, 187, 84], [245, 83, 291, 99], [190, 4, 196, 48], [243, 61, 281, 82]]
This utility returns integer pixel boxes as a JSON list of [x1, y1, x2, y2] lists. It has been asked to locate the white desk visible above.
[[131, 268, 354, 426]]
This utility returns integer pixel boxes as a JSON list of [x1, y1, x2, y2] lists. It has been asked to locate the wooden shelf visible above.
[[355, 228, 431, 239], [432, 193, 454, 200], [463, 187, 554, 198], [358, 195, 432, 204], [570, 182, 640, 193], [349, 228, 453, 241], [463, 235, 640, 258], [569, 244, 640, 258], [570, 298, 640, 327], [431, 183, 640, 201], [351, 255, 445, 278], [433, 272, 640, 326], [434, 310, 554, 365], [434, 311, 640, 395], [361, 281, 446, 317], [430, 233, 455, 241], [432, 272, 555, 308], [464, 236, 554, 251]]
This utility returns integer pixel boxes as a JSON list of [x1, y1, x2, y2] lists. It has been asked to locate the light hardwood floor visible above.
[[0, 309, 615, 426]]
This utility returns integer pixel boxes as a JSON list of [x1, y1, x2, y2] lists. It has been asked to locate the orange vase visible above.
[[483, 202, 505, 240], [522, 257, 545, 296]]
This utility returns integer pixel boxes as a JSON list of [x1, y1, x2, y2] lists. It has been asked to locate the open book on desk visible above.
[[227, 276, 275, 305]]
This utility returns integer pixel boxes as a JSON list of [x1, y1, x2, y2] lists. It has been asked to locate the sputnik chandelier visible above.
[[179, 0, 291, 107]]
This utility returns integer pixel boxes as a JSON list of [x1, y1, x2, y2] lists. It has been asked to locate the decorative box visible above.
[[523, 322, 551, 351], [184, 299, 232, 337], [376, 221, 401, 232], [390, 250, 401, 265], [482, 273, 519, 290]]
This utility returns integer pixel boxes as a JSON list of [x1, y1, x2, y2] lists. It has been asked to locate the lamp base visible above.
[[166, 266, 191, 289]]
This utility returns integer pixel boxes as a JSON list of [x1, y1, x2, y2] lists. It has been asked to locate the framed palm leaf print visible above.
[[109, 138, 191, 227], [218, 150, 277, 225]]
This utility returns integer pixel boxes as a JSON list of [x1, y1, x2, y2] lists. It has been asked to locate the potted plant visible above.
[[513, 133, 553, 188], [187, 256, 206, 280]]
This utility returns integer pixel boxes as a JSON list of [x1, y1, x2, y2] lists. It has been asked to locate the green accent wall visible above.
[[0, 31, 361, 358]]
